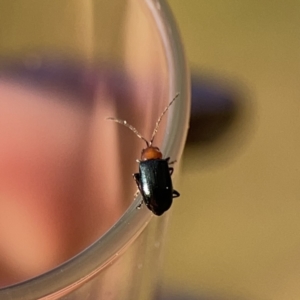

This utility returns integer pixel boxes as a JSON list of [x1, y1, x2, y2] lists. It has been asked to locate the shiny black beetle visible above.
[[107, 94, 180, 216]]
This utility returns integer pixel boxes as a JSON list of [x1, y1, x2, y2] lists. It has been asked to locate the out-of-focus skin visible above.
[[0, 0, 172, 290], [0, 73, 127, 286], [0, 57, 169, 287]]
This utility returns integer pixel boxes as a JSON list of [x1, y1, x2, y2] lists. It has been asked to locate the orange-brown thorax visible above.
[[141, 146, 162, 160]]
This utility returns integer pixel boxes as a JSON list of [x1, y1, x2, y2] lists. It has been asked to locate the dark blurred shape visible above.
[[187, 74, 240, 145], [0, 55, 132, 108]]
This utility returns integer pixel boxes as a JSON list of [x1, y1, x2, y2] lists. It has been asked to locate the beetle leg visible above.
[[136, 200, 144, 209], [169, 167, 174, 175], [172, 190, 180, 198], [134, 189, 140, 198], [134, 191, 144, 210], [165, 157, 177, 165], [133, 173, 141, 189]]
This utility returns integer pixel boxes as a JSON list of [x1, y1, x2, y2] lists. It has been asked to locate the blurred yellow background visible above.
[[162, 1, 300, 300]]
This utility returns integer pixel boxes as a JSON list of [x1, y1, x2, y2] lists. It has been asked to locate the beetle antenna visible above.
[[150, 93, 180, 145], [106, 117, 150, 147]]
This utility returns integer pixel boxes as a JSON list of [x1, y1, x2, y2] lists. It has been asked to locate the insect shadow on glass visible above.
[[106, 93, 180, 216]]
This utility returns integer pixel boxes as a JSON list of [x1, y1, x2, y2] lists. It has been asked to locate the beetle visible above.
[[107, 94, 180, 216]]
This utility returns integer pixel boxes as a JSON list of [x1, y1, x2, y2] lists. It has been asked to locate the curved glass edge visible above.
[[146, 0, 190, 161], [0, 0, 190, 298]]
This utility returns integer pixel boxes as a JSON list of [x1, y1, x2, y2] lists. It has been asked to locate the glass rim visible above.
[[0, 0, 190, 298]]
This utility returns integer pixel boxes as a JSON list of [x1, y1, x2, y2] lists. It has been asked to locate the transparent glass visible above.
[[0, 0, 190, 299]]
